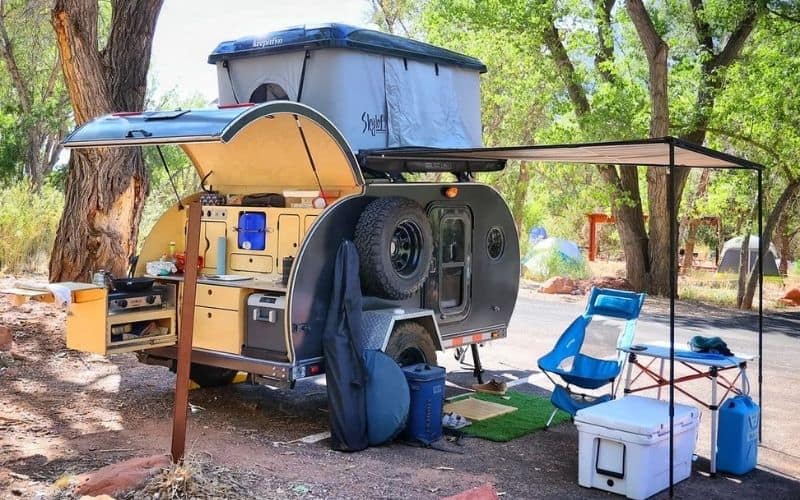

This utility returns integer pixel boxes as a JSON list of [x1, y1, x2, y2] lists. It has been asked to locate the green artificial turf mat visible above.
[[452, 390, 571, 442]]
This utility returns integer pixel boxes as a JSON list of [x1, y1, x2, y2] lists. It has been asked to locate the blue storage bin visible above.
[[716, 395, 759, 475], [238, 212, 266, 251], [402, 363, 445, 444]]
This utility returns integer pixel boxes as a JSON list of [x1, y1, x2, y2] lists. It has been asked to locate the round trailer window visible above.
[[487, 226, 505, 260]]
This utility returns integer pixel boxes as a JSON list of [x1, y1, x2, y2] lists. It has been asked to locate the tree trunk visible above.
[[510, 162, 530, 235], [49, 0, 162, 281], [681, 169, 711, 271], [776, 216, 790, 277], [740, 178, 800, 309], [599, 165, 649, 290]]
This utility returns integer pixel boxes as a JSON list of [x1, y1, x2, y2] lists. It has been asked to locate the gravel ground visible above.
[[1, 277, 799, 499]]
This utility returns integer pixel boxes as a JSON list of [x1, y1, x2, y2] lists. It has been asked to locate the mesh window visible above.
[[249, 83, 289, 103]]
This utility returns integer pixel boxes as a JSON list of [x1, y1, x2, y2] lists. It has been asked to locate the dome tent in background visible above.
[[524, 237, 588, 280], [716, 235, 780, 276]]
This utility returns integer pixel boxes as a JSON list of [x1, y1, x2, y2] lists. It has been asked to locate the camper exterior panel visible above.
[[287, 183, 518, 364]]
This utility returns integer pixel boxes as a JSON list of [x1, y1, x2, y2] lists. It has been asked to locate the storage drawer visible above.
[[193, 306, 243, 354], [195, 284, 245, 310], [230, 253, 273, 274]]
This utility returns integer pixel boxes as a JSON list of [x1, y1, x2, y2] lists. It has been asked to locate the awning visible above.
[[362, 136, 763, 171]]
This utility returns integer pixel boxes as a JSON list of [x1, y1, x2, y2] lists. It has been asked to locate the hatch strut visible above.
[[156, 145, 185, 210], [294, 115, 324, 195]]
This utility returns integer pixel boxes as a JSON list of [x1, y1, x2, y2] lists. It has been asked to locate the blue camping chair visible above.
[[538, 287, 646, 427]]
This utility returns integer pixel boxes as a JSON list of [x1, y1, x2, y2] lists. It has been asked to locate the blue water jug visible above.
[[401, 363, 445, 444], [716, 395, 759, 475]]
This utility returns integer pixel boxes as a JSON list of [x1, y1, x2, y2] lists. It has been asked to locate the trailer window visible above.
[[441, 218, 465, 263]]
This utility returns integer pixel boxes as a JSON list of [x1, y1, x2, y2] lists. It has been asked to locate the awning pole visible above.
[[668, 141, 676, 497], [757, 167, 763, 441], [171, 201, 202, 462]]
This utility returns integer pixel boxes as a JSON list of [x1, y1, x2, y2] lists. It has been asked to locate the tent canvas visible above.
[[209, 24, 484, 152], [718, 236, 780, 276]]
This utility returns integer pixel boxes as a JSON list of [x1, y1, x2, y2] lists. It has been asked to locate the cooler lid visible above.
[[401, 363, 445, 382], [62, 102, 363, 194], [575, 396, 699, 436]]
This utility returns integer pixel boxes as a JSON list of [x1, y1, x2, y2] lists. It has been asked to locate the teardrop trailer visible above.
[[46, 24, 522, 388]]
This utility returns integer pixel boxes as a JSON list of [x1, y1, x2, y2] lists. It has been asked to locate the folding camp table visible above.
[[619, 343, 755, 476]]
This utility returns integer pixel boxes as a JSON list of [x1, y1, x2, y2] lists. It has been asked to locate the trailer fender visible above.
[[360, 308, 443, 354]]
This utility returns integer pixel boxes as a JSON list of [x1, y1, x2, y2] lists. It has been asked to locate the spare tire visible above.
[[354, 197, 433, 299]]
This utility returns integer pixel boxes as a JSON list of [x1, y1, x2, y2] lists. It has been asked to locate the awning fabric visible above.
[[364, 137, 762, 170]]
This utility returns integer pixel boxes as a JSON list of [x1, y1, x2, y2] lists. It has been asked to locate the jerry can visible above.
[[716, 394, 759, 475]]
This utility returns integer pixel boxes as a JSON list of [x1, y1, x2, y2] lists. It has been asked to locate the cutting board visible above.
[[444, 397, 517, 421]]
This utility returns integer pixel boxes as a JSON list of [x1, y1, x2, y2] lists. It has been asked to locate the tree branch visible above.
[[626, 0, 669, 137], [542, 17, 590, 116], [709, 5, 758, 71], [689, 0, 714, 54], [594, 0, 616, 82], [0, 0, 32, 112]]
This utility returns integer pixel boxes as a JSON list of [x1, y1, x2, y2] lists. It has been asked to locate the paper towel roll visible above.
[[216, 236, 227, 274]]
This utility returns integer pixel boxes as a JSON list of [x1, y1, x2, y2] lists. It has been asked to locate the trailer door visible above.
[[425, 206, 472, 323]]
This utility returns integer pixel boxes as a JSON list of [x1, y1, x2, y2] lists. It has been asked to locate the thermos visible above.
[[216, 236, 227, 275], [282, 256, 294, 285]]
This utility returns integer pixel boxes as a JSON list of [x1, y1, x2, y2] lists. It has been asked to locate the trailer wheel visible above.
[[189, 363, 238, 388], [385, 322, 437, 366], [355, 197, 433, 299]]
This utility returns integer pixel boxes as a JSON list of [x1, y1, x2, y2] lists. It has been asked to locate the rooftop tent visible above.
[[60, 102, 363, 195], [207, 23, 485, 152], [718, 236, 780, 276]]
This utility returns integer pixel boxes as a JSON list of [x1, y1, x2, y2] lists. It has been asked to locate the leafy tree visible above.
[[0, 0, 70, 189], [422, 0, 764, 295], [49, 0, 163, 281]]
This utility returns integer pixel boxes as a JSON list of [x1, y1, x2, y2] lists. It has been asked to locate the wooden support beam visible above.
[[171, 202, 201, 463]]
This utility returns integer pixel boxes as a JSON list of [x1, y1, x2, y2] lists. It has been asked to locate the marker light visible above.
[[444, 186, 459, 198]]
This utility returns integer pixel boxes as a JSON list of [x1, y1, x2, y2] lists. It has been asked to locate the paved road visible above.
[[440, 289, 800, 478]]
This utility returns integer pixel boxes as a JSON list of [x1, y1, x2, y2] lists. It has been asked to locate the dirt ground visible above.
[[1, 276, 799, 499]]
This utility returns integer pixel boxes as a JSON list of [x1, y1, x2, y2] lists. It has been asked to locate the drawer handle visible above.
[[249, 258, 253, 263], [207, 312, 212, 319], [207, 289, 212, 295]]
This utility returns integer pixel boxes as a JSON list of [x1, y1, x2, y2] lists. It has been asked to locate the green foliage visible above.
[[0, 182, 63, 272]]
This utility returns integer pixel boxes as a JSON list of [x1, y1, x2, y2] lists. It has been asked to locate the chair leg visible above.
[[545, 408, 558, 429]]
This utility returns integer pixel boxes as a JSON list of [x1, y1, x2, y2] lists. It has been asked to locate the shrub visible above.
[[0, 183, 63, 273]]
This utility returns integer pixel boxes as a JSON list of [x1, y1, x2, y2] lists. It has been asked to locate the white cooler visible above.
[[574, 396, 699, 499]]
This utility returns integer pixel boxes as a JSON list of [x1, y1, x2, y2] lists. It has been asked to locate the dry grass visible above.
[[587, 260, 626, 278], [586, 261, 797, 310], [126, 453, 259, 500]]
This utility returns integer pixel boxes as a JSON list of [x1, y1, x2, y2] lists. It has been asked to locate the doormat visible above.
[[443, 397, 517, 421], [449, 391, 571, 442]]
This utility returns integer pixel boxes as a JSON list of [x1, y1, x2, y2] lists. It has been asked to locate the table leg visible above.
[[624, 353, 635, 395], [710, 367, 719, 476], [657, 358, 665, 400]]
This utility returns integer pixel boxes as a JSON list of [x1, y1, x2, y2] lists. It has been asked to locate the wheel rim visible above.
[[390, 218, 423, 277], [395, 346, 427, 366]]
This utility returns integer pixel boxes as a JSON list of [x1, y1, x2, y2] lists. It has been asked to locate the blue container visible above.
[[716, 395, 759, 475], [402, 363, 445, 444], [237, 212, 266, 251]]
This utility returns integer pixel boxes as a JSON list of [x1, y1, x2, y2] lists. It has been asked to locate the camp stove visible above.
[[107, 285, 168, 314]]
